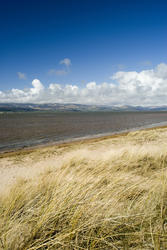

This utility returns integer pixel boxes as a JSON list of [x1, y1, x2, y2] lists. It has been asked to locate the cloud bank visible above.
[[1, 63, 167, 106]]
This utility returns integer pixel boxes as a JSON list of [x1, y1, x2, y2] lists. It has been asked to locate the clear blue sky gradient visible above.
[[0, 0, 167, 91]]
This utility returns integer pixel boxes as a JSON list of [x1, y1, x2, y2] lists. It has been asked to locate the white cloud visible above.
[[1, 63, 167, 105], [60, 58, 71, 67], [17, 72, 26, 80], [30, 79, 44, 94], [48, 58, 71, 76]]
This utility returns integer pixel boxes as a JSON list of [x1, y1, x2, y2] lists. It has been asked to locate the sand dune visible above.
[[1, 127, 167, 249]]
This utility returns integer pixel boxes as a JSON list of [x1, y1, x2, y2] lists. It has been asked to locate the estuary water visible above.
[[0, 111, 167, 152]]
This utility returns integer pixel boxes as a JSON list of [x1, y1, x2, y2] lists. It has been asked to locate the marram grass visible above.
[[1, 128, 167, 249]]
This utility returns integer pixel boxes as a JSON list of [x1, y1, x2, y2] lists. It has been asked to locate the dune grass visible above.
[[1, 128, 167, 249]]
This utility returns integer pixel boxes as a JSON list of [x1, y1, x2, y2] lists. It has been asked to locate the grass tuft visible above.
[[1, 128, 167, 249]]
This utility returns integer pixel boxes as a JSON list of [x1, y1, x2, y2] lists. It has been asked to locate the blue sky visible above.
[[0, 0, 167, 105]]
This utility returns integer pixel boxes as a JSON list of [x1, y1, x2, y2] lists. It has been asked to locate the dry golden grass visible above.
[[1, 128, 167, 249]]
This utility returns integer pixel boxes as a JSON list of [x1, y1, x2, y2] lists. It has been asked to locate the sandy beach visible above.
[[1, 126, 167, 248], [1, 0, 167, 248], [0, 130, 127, 193], [0, 125, 167, 194]]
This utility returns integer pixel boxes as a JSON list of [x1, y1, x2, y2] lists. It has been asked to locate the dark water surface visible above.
[[1, 111, 167, 152]]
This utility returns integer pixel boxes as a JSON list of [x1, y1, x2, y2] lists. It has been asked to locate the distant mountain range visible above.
[[0, 103, 167, 112]]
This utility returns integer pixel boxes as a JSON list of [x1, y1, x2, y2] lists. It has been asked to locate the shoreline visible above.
[[1, 122, 167, 248], [1, 121, 167, 158]]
